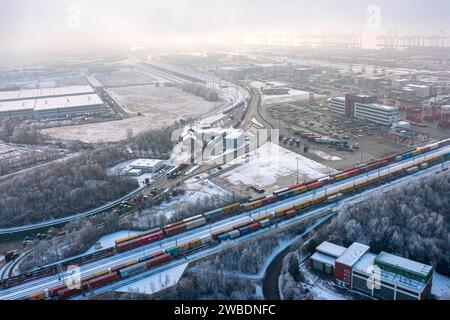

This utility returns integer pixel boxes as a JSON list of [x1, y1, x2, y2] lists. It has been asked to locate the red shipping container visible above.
[[83, 272, 118, 290], [48, 284, 66, 297], [147, 254, 172, 268], [164, 223, 187, 237], [111, 261, 137, 273], [116, 237, 143, 253], [262, 195, 277, 205], [140, 231, 165, 245], [57, 287, 82, 300], [307, 181, 324, 190], [151, 251, 165, 258], [286, 210, 296, 218], [249, 223, 261, 231]]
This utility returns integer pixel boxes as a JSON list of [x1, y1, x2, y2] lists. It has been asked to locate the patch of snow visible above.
[[261, 89, 325, 104], [219, 142, 336, 188], [84, 230, 145, 254], [432, 273, 450, 299], [116, 262, 188, 295], [310, 150, 342, 161]]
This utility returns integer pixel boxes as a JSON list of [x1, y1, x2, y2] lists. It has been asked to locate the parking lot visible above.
[[261, 101, 409, 170]]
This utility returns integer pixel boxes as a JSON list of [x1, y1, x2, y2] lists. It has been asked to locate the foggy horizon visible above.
[[1, 0, 450, 55]]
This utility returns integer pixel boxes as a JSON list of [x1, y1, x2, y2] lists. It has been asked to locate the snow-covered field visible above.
[[310, 149, 342, 161], [116, 262, 188, 295], [93, 70, 155, 87], [108, 85, 224, 116], [152, 179, 232, 219], [84, 230, 145, 254], [261, 89, 325, 104], [215, 142, 336, 194]]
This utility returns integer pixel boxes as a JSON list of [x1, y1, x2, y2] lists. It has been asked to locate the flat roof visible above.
[[130, 159, 164, 167], [353, 252, 425, 292], [0, 99, 35, 112], [311, 252, 336, 266], [0, 85, 94, 102], [356, 103, 399, 112], [316, 241, 346, 258], [406, 84, 429, 89], [336, 242, 370, 267], [354, 253, 426, 293], [375, 252, 433, 278], [34, 94, 103, 110]]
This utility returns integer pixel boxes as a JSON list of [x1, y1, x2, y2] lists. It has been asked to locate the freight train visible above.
[[3, 139, 450, 291], [21, 146, 450, 300]]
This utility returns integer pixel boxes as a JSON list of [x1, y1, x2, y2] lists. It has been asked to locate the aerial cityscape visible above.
[[0, 0, 449, 308]]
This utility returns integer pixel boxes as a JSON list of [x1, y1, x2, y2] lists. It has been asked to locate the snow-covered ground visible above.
[[152, 179, 232, 219], [432, 272, 450, 300], [261, 89, 325, 104], [84, 230, 145, 254], [116, 262, 188, 295], [296, 263, 349, 300], [310, 149, 342, 161], [216, 142, 336, 193]]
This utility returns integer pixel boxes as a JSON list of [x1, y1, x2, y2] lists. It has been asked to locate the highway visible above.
[[0, 144, 448, 300]]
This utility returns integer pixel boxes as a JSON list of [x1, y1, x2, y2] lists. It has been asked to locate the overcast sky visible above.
[[0, 0, 449, 54]]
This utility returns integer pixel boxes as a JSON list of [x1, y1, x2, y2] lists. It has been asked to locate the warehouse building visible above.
[[33, 94, 105, 119], [354, 102, 399, 126], [0, 99, 35, 119], [0, 85, 95, 102], [0, 85, 104, 120], [129, 159, 165, 173], [310, 241, 434, 300]]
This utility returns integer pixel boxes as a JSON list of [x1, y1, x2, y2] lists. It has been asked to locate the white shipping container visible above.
[[183, 214, 204, 223], [185, 217, 207, 230], [229, 230, 241, 239], [259, 219, 271, 228]]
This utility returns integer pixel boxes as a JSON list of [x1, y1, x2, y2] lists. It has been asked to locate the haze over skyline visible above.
[[1, 0, 449, 54]]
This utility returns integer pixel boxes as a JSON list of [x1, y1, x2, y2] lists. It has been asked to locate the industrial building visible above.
[[129, 159, 165, 173], [329, 94, 398, 125], [293, 68, 316, 81], [311, 241, 433, 300], [0, 85, 95, 102], [405, 84, 431, 99], [0, 86, 105, 120]]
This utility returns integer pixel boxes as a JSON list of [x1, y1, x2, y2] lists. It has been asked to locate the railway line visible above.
[[0, 140, 448, 300]]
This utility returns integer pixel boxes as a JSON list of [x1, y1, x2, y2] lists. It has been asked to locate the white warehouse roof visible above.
[[34, 94, 103, 111], [336, 242, 370, 267], [0, 99, 35, 112], [0, 85, 94, 102], [316, 241, 346, 258], [130, 159, 164, 168]]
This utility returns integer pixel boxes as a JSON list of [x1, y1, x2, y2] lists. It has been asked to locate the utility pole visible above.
[[296, 158, 300, 185]]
